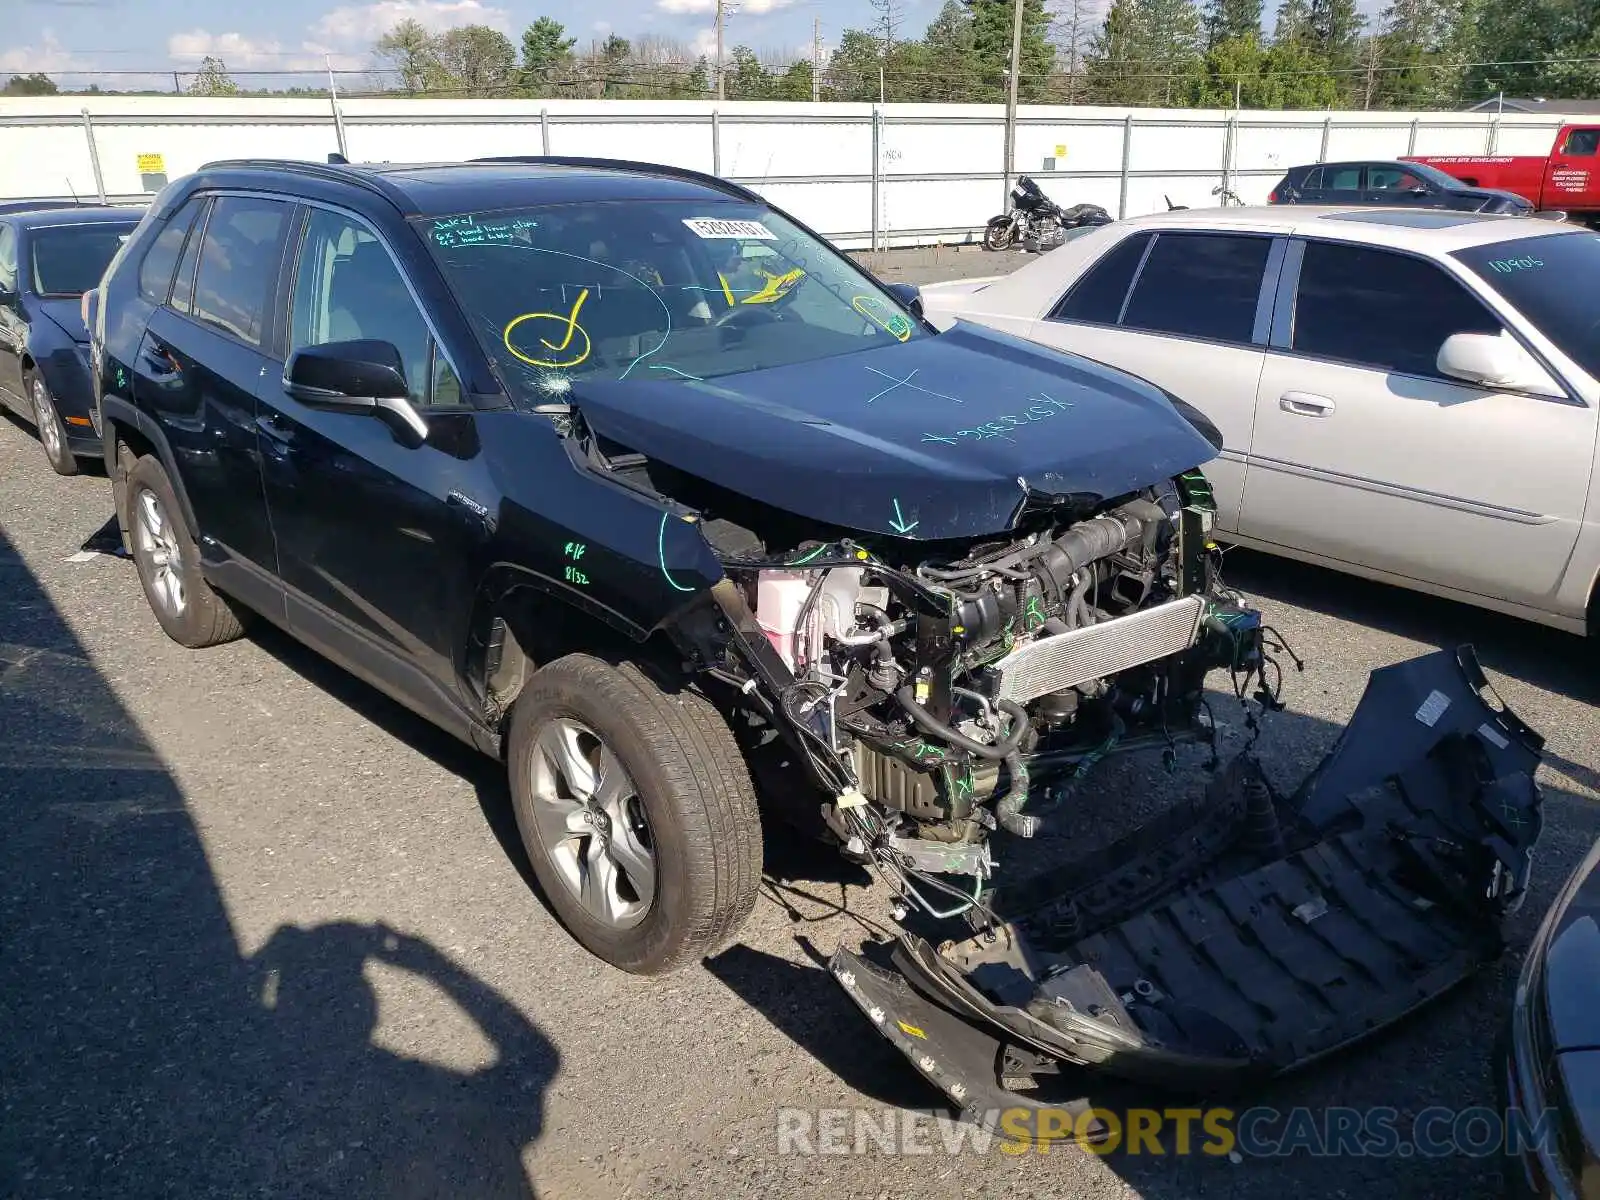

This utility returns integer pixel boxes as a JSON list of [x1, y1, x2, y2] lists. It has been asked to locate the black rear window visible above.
[[31, 223, 137, 297], [1048, 232, 1150, 324], [1454, 231, 1600, 380]]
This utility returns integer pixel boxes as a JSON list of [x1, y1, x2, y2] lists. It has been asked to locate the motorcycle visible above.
[[984, 175, 1111, 251]]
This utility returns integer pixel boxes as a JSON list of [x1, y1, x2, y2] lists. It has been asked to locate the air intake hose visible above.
[[1032, 513, 1141, 598]]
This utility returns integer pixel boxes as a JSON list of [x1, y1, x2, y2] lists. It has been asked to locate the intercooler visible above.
[[991, 595, 1208, 705]]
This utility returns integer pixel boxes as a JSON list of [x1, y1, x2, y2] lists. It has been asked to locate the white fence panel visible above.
[[0, 96, 1583, 248]]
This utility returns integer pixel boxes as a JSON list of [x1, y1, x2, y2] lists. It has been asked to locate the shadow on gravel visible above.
[[0, 524, 557, 1199]]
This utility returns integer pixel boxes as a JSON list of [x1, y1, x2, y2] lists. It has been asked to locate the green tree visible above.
[[597, 33, 632, 97], [824, 28, 890, 99], [966, 0, 1056, 101], [770, 60, 815, 100], [1204, 0, 1264, 47], [1192, 30, 1339, 105], [376, 19, 446, 93], [1085, 0, 1202, 105], [519, 16, 577, 95], [187, 56, 238, 97], [724, 46, 772, 99], [435, 25, 518, 96], [683, 56, 711, 97], [1272, 0, 1311, 42], [2, 72, 58, 96], [1305, 0, 1363, 98]]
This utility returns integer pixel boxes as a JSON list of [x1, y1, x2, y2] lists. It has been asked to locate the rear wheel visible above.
[[27, 372, 78, 477], [983, 217, 1016, 251], [507, 654, 762, 975], [126, 454, 248, 648]]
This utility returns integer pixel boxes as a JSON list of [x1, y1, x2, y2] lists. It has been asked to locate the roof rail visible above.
[[194, 158, 404, 205], [470, 156, 759, 204]]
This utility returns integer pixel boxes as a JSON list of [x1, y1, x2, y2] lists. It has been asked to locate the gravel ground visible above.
[[2, 248, 1598, 1199]]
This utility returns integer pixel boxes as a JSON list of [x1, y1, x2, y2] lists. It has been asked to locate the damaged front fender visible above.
[[833, 646, 1545, 1129]]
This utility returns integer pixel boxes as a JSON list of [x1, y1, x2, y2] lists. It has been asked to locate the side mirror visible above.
[[1437, 331, 1565, 399], [284, 339, 428, 445], [885, 281, 924, 319]]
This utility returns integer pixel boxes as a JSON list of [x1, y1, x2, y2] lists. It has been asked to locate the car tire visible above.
[[507, 653, 762, 975], [126, 454, 249, 648], [26, 371, 78, 477], [983, 217, 1016, 251]]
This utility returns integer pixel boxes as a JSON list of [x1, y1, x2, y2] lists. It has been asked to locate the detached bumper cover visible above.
[[835, 646, 1545, 1119]]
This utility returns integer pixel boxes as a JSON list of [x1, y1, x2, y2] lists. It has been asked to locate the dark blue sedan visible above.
[[0, 205, 141, 473]]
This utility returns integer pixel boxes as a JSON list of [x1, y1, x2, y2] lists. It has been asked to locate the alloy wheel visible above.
[[134, 487, 187, 617], [528, 717, 656, 930], [31, 379, 63, 464]]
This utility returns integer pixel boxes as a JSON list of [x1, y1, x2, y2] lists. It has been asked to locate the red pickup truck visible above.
[[1406, 123, 1600, 224]]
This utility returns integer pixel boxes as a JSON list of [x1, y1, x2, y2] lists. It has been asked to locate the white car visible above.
[[920, 207, 1600, 635]]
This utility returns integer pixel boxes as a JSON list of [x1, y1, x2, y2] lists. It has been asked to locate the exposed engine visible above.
[[713, 470, 1269, 920]]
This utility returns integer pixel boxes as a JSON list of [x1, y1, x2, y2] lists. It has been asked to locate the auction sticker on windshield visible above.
[[683, 217, 777, 239]]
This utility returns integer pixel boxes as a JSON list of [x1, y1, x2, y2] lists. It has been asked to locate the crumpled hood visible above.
[[566, 321, 1218, 540], [34, 297, 90, 344]]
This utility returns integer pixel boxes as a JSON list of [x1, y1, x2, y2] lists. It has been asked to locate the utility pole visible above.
[[812, 16, 822, 102], [1002, 0, 1025, 206], [715, 0, 726, 101]]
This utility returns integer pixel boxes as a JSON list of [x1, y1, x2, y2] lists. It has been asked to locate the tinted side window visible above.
[[1368, 167, 1423, 191], [1047, 232, 1151, 325], [1561, 129, 1599, 157], [1324, 166, 1363, 190], [289, 208, 459, 408], [192, 196, 291, 347], [1300, 168, 1324, 190], [137, 199, 202, 304], [1120, 232, 1272, 344], [170, 199, 209, 314], [1292, 240, 1501, 377]]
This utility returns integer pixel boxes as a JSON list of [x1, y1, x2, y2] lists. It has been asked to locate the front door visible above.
[[257, 205, 491, 712], [1239, 238, 1593, 611], [1544, 126, 1600, 211], [1027, 226, 1282, 531]]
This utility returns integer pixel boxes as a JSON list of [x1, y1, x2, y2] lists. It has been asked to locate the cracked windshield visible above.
[[420, 200, 925, 398]]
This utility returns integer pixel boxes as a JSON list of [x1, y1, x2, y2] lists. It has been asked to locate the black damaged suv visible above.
[[88, 158, 1549, 1125]]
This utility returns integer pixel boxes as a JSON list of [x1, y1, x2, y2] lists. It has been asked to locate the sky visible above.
[[0, 0, 966, 90]]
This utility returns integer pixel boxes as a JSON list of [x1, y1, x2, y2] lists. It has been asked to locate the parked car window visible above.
[[1299, 168, 1323, 190], [1046, 231, 1151, 325], [1367, 167, 1423, 192], [1455, 231, 1600, 381], [170, 200, 209, 314], [1324, 166, 1363, 190], [1120, 232, 1272, 344], [1293, 240, 1501, 377], [30, 223, 136, 297], [192, 196, 290, 347], [137, 198, 202, 304], [1560, 129, 1599, 157], [289, 208, 458, 408], [0, 224, 16, 293]]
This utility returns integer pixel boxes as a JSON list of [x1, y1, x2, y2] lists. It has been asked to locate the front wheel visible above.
[[507, 654, 763, 975], [27, 372, 78, 477], [983, 216, 1017, 251]]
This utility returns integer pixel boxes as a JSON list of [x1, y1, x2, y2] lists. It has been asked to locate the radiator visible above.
[[993, 595, 1208, 705]]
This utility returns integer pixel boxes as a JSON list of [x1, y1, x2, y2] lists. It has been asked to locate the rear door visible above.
[[1027, 226, 1284, 531], [130, 193, 292, 589], [257, 203, 489, 716], [1238, 238, 1593, 610], [1317, 164, 1365, 205], [1544, 126, 1600, 210]]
